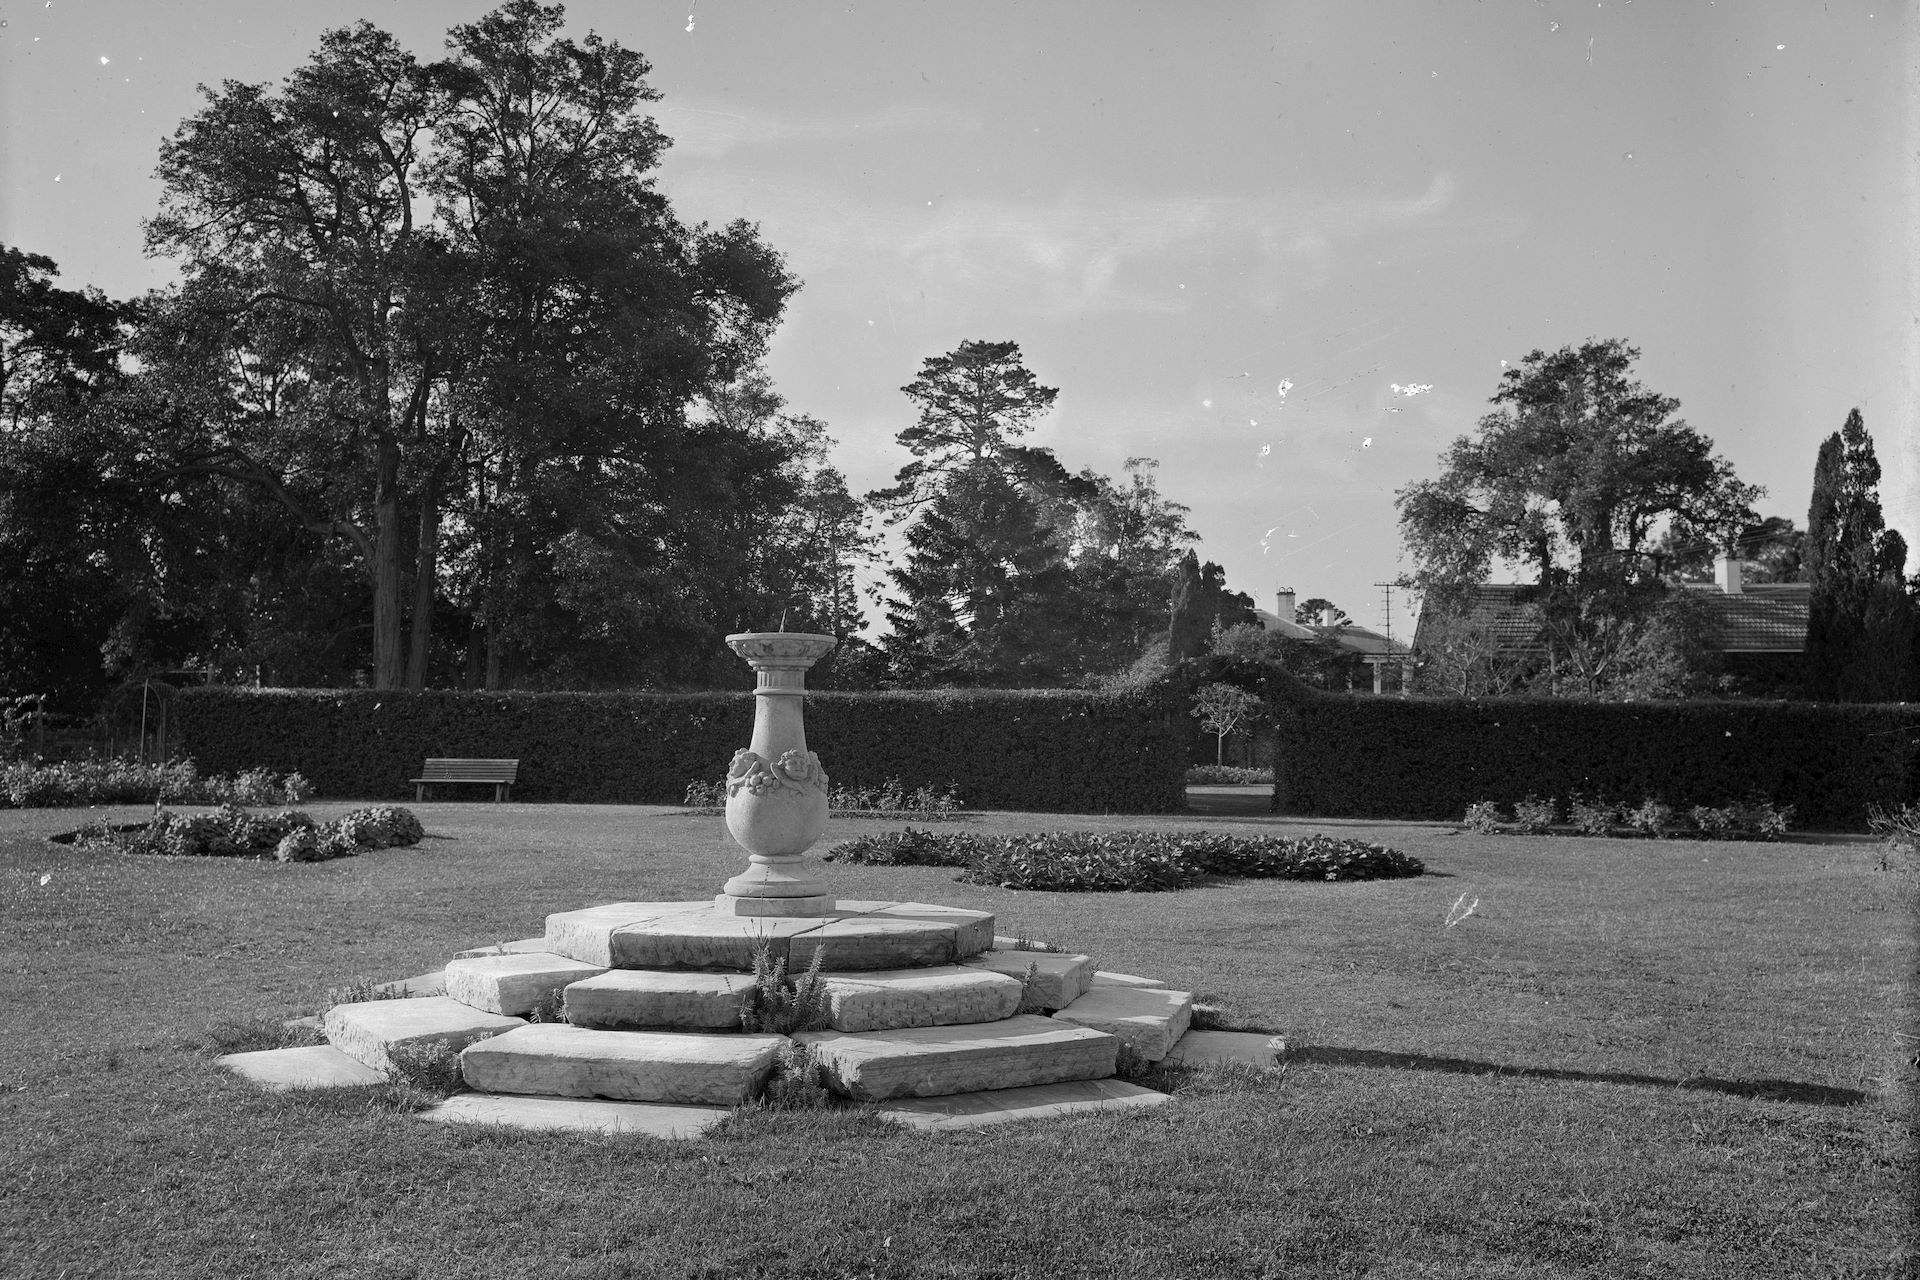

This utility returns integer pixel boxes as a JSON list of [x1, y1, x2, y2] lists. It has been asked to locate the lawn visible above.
[[2, 799, 1914, 1279]]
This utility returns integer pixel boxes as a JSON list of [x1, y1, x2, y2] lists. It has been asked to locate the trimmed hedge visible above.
[[171, 686, 1188, 813], [1270, 688, 1920, 832]]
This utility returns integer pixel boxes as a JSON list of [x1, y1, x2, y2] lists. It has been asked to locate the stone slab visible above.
[[609, 913, 826, 970], [1091, 970, 1167, 989], [453, 937, 549, 960], [1051, 986, 1194, 1062], [543, 902, 712, 966], [819, 965, 1024, 1033], [961, 949, 1096, 1011], [461, 1023, 785, 1105], [565, 969, 755, 1030], [324, 996, 523, 1073], [444, 952, 609, 1016], [876, 1078, 1172, 1130], [796, 1014, 1117, 1102], [786, 915, 962, 972], [423, 1093, 729, 1138], [1164, 1029, 1288, 1070], [218, 1045, 387, 1091], [869, 903, 996, 957]]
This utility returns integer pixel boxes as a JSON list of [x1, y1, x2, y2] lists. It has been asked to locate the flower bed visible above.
[[826, 827, 1423, 892], [61, 804, 426, 863]]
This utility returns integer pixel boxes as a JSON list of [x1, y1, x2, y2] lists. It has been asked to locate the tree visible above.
[[1397, 339, 1760, 697], [1397, 339, 1760, 595], [1294, 597, 1348, 626], [1805, 409, 1915, 701], [1191, 682, 1264, 766], [142, 3, 796, 690]]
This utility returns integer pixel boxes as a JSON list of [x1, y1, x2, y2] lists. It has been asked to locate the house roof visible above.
[[1412, 583, 1810, 654], [1254, 610, 1412, 657]]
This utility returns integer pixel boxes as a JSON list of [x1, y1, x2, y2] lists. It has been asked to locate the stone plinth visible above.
[[324, 996, 523, 1073], [819, 965, 1024, 1033], [796, 1014, 1118, 1102], [961, 948, 1097, 1011], [1051, 986, 1194, 1062], [461, 1023, 785, 1105], [542, 900, 996, 973], [444, 952, 608, 1016], [564, 970, 755, 1030]]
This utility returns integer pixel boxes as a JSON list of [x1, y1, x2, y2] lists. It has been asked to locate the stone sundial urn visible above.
[[715, 631, 838, 917]]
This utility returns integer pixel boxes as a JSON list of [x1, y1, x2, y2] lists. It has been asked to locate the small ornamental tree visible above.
[[1191, 682, 1264, 766]]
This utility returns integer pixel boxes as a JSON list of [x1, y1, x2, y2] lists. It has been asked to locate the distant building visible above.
[[1254, 588, 1413, 695], [1410, 554, 1810, 693]]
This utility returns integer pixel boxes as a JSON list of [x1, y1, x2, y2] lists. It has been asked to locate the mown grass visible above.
[[1, 800, 1913, 1279]]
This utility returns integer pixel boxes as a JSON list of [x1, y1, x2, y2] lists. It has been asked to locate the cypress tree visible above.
[[1804, 409, 1916, 701]]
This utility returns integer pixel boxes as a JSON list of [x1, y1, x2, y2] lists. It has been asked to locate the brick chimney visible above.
[[1714, 553, 1744, 595], [1320, 606, 1340, 627], [1276, 588, 1296, 624]]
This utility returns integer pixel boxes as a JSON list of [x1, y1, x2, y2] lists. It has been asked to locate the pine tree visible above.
[[1804, 409, 1916, 701]]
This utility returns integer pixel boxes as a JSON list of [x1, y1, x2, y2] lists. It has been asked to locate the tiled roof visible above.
[[1254, 611, 1411, 656], [1414, 583, 1809, 654]]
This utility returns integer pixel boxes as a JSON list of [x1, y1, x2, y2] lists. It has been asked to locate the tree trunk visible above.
[[485, 613, 503, 691], [370, 438, 406, 690], [405, 468, 444, 693]]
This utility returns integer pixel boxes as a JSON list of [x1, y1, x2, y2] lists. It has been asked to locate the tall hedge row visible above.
[[1270, 690, 1920, 831], [170, 687, 1188, 813]]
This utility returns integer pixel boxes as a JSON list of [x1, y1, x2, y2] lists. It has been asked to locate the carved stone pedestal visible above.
[[715, 632, 836, 917]]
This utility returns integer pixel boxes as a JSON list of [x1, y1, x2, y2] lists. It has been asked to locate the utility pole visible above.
[[1372, 581, 1397, 646]]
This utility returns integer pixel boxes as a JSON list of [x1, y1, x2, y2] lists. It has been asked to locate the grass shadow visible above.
[[1290, 1044, 1869, 1107]]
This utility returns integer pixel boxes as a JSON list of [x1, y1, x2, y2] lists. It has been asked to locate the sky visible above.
[[3, 0, 1913, 642]]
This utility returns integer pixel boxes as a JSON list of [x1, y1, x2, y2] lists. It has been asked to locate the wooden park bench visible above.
[[412, 758, 519, 802]]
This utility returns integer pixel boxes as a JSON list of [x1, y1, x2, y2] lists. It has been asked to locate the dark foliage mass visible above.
[[171, 685, 1189, 812], [1265, 683, 1918, 832], [826, 826, 1424, 892]]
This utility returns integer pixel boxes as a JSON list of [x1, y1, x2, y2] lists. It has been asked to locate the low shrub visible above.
[[1511, 795, 1558, 835], [738, 937, 832, 1035], [1569, 795, 1619, 837], [1462, 800, 1504, 833], [821, 826, 976, 868], [0, 757, 312, 808], [1867, 802, 1920, 854], [759, 1042, 835, 1111], [74, 804, 424, 862], [1626, 797, 1674, 837], [828, 828, 1423, 892], [1186, 766, 1274, 785], [385, 1039, 466, 1096]]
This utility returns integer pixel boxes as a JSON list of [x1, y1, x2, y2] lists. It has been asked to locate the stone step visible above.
[[960, 949, 1096, 1011], [564, 970, 756, 1030], [1092, 970, 1166, 989], [819, 965, 1024, 1033], [423, 1093, 730, 1139], [444, 952, 609, 1016], [1051, 986, 1194, 1062], [875, 1078, 1173, 1130], [452, 936, 549, 961], [218, 1044, 387, 1091], [795, 1014, 1117, 1102], [324, 996, 523, 1073], [460, 1023, 786, 1105], [544, 899, 995, 973], [1164, 1029, 1287, 1070]]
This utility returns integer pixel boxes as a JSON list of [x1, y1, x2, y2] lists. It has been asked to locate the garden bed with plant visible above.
[[1, 758, 312, 809], [55, 804, 427, 863], [826, 827, 1423, 891], [1463, 794, 1797, 841], [682, 776, 971, 821]]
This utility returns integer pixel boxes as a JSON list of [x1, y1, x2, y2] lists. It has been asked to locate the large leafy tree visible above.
[[1804, 409, 1915, 701], [1398, 339, 1759, 593], [1397, 338, 1760, 696], [142, 2, 796, 690]]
